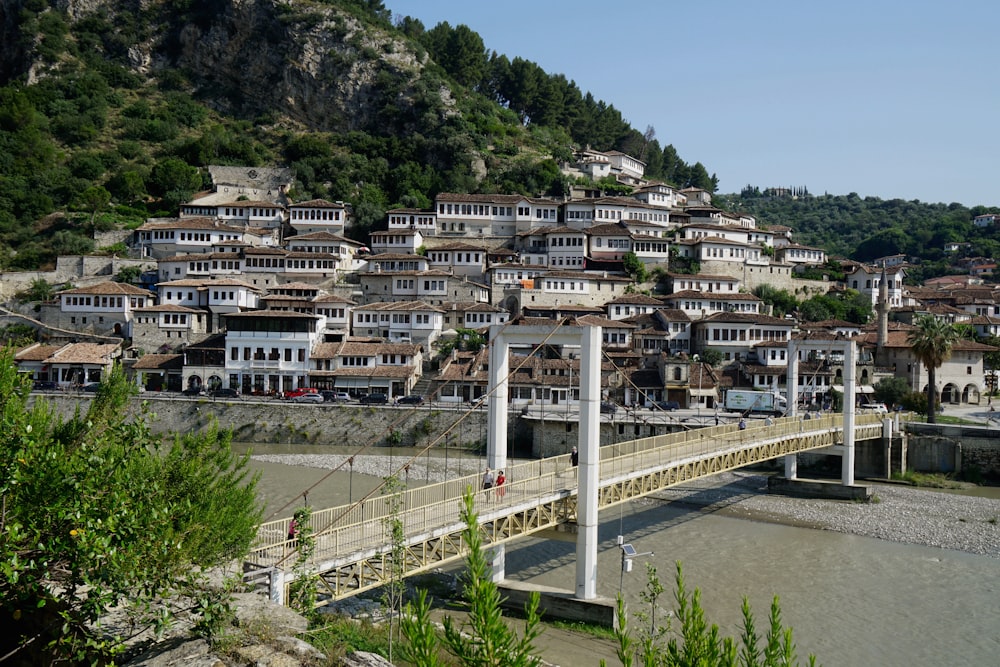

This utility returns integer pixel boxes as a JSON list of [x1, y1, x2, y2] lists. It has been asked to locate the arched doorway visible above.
[[962, 383, 981, 405]]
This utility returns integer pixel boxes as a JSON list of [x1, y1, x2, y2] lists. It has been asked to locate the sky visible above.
[[384, 1, 1000, 208]]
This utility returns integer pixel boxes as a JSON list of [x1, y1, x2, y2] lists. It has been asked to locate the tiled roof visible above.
[[576, 314, 637, 329], [133, 304, 202, 313], [330, 366, 416, 379], [355, 300, 444, 313], [45, 343, 120, 365], [137, 218, 245, 233], [15, 343, 64, 362], [289, 231, 360, 244], [132, 353, 184, 370], [58, 281, 151, 296], [289, 199, 346, 208], [606, 294, 665, 305]]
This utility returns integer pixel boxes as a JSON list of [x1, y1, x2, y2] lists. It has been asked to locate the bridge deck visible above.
[[246, 414, 885, 602]]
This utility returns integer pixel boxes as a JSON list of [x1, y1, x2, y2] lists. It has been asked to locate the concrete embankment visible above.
[[31, 394, 491, 449]]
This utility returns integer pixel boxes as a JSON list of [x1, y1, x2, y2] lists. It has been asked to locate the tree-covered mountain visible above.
[[717, 189, 1000, 283], [0, 0, 996, 282], [0, 0, 713, 270]]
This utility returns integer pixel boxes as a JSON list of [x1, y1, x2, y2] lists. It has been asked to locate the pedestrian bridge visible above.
[[245, 413, 887, 605]]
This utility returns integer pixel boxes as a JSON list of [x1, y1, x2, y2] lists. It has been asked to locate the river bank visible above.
[[252, 453, 1000, 558]]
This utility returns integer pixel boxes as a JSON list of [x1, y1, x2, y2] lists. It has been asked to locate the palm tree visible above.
[[907, 315, 959, 423]]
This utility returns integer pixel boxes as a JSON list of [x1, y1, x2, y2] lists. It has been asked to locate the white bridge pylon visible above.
[[488, 323, 602, 600]]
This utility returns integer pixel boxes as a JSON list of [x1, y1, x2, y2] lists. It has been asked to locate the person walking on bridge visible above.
[[495, 470, 506, 499], [481, 467, 494, 500]]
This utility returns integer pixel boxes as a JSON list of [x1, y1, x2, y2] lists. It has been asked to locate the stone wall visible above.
[[904, 423, 1000, 478], [33, 394, 491, 451]]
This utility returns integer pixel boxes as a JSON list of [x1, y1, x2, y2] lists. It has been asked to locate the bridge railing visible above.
[[249, 413, 885, 563]]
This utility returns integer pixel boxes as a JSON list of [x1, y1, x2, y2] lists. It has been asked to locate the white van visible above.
[[861, 403, 888, 414]]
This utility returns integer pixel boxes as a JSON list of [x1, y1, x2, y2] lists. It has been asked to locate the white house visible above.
[[133, 218, 253, 258], [288, 199, 351, 235], [387, 208, 438, 235], [309, 340, 424, 398], [661, 290, 763, 318], [131, 304, 209, 352], [692, 312, 795, 362], [57, 281, 154, 336], [605, 294, 665, 320], [370, 229, 424, 255], [223, 310, 325, 395], [352, 300, 445, 345], [843, 263, 905, 307], [777, 244, 827, 265], [425, 242, 489, 279]]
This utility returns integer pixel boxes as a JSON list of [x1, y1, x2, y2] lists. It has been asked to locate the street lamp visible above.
[[692, 354, 702, 418]]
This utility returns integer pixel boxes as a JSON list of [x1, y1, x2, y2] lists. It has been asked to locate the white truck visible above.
[[725, 389, 787, 415]]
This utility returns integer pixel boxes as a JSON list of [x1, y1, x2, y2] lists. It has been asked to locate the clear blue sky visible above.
[[385, 1, 1000, 208]]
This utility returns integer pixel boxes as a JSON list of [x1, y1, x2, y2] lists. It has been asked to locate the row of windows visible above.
[[230, 346, 308, 362], [287, 259, 337, 270], [428, 252, 482, 263], [291, 209, 341, 221], [702, 328, 788, 342], [246, 257, 286, 268], [288, 245, 343, 254], [64, 296, 131, 308]]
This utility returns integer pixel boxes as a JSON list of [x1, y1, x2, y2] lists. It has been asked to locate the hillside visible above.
[[0, 0, 996, 280], [0, 0, 715, 270], [715, 190, 1000, 283]]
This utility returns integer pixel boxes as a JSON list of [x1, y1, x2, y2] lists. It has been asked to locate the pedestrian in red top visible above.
[[495, 470, 506, 499]]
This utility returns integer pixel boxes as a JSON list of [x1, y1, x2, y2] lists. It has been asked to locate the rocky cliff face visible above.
[[2, 0, 445, 134]]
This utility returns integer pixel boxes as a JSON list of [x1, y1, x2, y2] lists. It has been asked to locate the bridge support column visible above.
[[785, 340, 800, 479], [842, 341, 857, 486], [575, 326, 601, 601], [487, 331, 511, 583]]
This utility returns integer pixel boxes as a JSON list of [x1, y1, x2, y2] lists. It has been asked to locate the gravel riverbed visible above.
[[252, 454, 1000, 558]]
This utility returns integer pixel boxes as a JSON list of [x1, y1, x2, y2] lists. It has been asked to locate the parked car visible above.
[[600, 401, 618, 414], [182, 386, 205, 397], [82, 382, 102, 393], [209, 387, 239, 399], [292, 392, 324, 404], [395, 394, 424, 405], [652, 400, 680, 411], [321, 390, 352, 403], [860, 402, 888, 414], [360, 393, 389, 405], [284, 387, 318, 400], [32, 380, 58, 391]]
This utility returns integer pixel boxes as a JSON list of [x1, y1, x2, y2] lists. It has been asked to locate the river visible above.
[[244, 449, 1000, 667]]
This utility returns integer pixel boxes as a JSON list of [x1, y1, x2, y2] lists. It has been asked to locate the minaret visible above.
[[876, 267, 889, 364]]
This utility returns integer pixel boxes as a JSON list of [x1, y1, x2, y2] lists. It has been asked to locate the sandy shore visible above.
[[252, 454, 1000, 558]]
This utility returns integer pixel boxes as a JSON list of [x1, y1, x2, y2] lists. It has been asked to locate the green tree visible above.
[[622, 251, 649, 283], [609, 562, 818, 667], [0, 353, 261, 666], [873, 376, 910, 409], [907, 315, 960, 423], [16, 277, 55, 302], [74, 185, 111, 225], [439, 490, 544, 666]]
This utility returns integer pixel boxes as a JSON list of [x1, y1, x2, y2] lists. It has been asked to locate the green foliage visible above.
[[622, 251, 649, 283], [398, 588, 440, 666], [287, 506, 318, 615], [381, 474, 406, 663], [754, 285, 799, 318], [0, 324, 37, 347], [15, 277, 55, 302], [115, 264, 144, 283], [799, 289, 872, 324], [907, 315, 960, 423], [611, 562, 817, 667], [0, 354, 261, 665], [436, 489, 544, 666], [873, 377, 910, 409], [732, 191, 994, 274], [695, 348, 722, 367]]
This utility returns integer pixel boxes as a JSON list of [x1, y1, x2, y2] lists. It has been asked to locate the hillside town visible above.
[[3, 154, 998, 411]]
